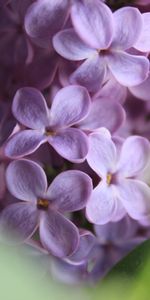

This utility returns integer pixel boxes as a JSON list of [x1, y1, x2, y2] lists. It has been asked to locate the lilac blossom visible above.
[[53, 1, 149, 92], [5, 86, 90, 162], [0, 159, 92, 257], [86, 129, 150, 224]]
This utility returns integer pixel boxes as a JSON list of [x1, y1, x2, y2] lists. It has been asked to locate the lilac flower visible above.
[[53, 1, 149, 93], [90, 216, 146, 281], [86, 129, 150, 224], [5, 86, 90, 162], [0, 159, 92, 257]]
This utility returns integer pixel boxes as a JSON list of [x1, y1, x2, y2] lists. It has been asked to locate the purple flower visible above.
[[53, 1, 149, 92], [5, 86, 90, 162], [0, 159, 92, 257], [85, 129, 150, 224]]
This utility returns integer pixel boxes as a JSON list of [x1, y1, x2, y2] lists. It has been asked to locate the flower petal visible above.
[[0, 203, 39, 243], [53, 28, 96, 61], [111, 7, 143, 50], [46, 170, 92, 212], [39, 210, 79, 258], [6, 159, 47, 202], [118, 179, 150, 220], [117, 136, 150, 177], [94, 216, 136, 244], [86, 182, 120, 225], [12, 87, 49, 129], [50, 85, 91, 128], [129, 74, 150, 101], [67, 230, 96, 264], [107, 51, 149, 87], [78, 98, 125, 133], [86, 131, 117, 177], [70, 54, 106, 93], [48, 128, 89, 163], [25, 0, 69, 48], [71, 0, 113, 49], [5, 130, 46, 158], [134, 13, 150, 52]]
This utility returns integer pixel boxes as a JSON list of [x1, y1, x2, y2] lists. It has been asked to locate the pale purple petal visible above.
[[118, 179, 150, 220], [12, 88, 49, 130], [111, 7, 143, 50], [71, 0, 113, 49], [107, 51, 149, 87], [86, 132, 117, 177], [134, 13, 150, 52], [70, 55, 106, 93], [117, 136, 150, 177], [5, 130, 46, 158], [86, 182, 119, 225], [46, 170, 92, 212], [129, 74, 150, 101], [93, 76, 127, 104], [39, 210, 79, 258], [53, 28, 96, 61], [50, 86, 91, 128], [6, 159, 47, 202], [94, 216, 137, 244], [48, 128, 89, 163], [0, 203, 39, 243], [67, 230, 96, 264], [25, 0, 69, 48], [78, 98, 125, 133]]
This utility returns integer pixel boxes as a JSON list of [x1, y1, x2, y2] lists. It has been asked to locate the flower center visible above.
[[45, 126, 55, 137], [106, 173, 112, 185], [37, 199, 49, 210]]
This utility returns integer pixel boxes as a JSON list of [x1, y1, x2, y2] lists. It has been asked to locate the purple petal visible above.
[[70, 55, 106, 93], [111, 7, 143, 50], [5, 130, 46, 158], [107, 51, 149, 87], [93, 76, 127, 104], [53, 28, 96, 61], [6, 159, 47, 202], [94, 216, 137, 244], [134, 13, 150, 52], [12, 88, 49, 130], [129, 74, 150, 101], [78, 98, 125, 133], [0, 203, 39, 243], [117, 136, 150, 177], [25, 0, 69, 48], [48, 128, 89, 163], [67, 230, 96, 264], [39, 210, 79, 258], [118, 179, 150, 220], [46, 170, 92, 212], [86, 132, 117, 177], [50, 85, 91, 128], [86, 182, 119, 225], [71, 0, 113, 49]]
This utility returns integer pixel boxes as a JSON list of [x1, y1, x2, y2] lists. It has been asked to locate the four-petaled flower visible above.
[[0, 159, 92, 258], [86, 129, 150, 224]]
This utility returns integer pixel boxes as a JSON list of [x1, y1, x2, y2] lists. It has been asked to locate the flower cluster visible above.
[[1, 0, 150, 285]]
